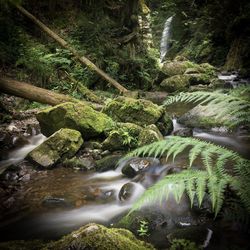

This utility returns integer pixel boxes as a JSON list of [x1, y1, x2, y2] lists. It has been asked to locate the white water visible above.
[[160, 16, 173, 62], [0, 134, 46, 172]]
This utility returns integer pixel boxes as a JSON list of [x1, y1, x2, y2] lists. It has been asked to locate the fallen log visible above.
[[0, 78, 103, 110], [14, 4, 128, 94]]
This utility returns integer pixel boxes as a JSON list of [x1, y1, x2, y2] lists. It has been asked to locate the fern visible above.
[[163, 91, 250, 127], [125, 136, 250, 216]]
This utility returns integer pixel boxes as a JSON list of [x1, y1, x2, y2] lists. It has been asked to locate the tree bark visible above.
[[0, 78, 103, 110], [14, 4, 128, 94]]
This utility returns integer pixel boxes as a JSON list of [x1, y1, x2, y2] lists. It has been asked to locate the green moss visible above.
[[138, 125, 164, 146], [37, 102, 115, 139], [0, 240, 47, 250], [161, 60, 197, 77], [103, 97, 163, 126], [46, 223, 155, 250], [160, 75, 191, 92], [28, 128, 83, 168]]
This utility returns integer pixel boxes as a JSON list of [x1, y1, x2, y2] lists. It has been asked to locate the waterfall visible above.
[[160, 16, 173, 62]]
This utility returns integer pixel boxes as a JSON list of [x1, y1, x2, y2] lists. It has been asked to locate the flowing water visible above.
[[160, 16, 173, 62]]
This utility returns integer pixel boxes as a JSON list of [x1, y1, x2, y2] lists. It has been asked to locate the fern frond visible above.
[[164, 91, 250, 127], [124, 136, 250, 215]]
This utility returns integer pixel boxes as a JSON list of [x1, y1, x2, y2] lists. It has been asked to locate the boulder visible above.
[[178, 104, 230, 129], [36, 102, 114, 139], [28, 128, 83, 168], [161, 61, 197, 77], [138, 125, 164, 146], [121, 157, 160, 178], [160, 75, 191, 92], [47, 223, 155, 250], [155, 113, 173, 135], [95, 154, 122, 172], [103, 97, 163, 126], [63, 156, 96, 171], [102, 123, 143, 151]]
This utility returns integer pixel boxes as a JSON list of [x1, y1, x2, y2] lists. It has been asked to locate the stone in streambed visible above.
[[121, 157, 160, 178], [103, 96, 163, 126], [28, 128, 83, 168], [36, 102, 114, 139], [95, 154, 122, 172], [138, 124, 164, 146]]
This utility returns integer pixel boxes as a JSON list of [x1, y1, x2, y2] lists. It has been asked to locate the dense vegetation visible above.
[[0, 0, 249, 250]]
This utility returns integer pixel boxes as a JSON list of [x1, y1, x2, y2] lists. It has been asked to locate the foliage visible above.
[[163, 91, 250, 128], [137, 220, 150, 237], [124, 136, 250, 216], [170, 239, 199, 250]]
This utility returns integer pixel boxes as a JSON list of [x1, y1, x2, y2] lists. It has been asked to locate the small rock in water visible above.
[[121, 157, 160, 178], [42, 196, 72, 208], [173, 128, 193, 137], [118, 182, 136, 201]]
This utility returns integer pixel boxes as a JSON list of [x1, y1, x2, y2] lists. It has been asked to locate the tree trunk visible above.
[[0, 78, 103, 110], [14, 4, 128, 94]]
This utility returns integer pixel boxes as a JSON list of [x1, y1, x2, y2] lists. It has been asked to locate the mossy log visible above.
[[0, 78, 103, 110], [14, 4, 128, 94]]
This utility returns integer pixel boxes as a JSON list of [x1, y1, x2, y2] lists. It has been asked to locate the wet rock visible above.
[[121, 157, 160, 178], [95, 154, 122, 172], [103, 96, 163, 126], [37, 102, 114, 138], [138, 125, 164, 146], [28, 128, 83, 168], [63, 156, 95, 171], [83, 141, 103, 150], [42, 196, 72, 209], [118, 182, 137, 201], [156, 112, 173, 135], [167, 226, 211, 247], [47, 223, 154, 250], [173, 128, 193, 137]]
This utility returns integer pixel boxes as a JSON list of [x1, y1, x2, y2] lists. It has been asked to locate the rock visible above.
[[138, 125, 164, 146], [103, 96, 163, 126], [118, 182, 143, 202], [167, 226, 210, 247], [83, 141, 103, 150], [188, 73, 213, 85], [161, 61, 196, 77], [42, 196, 73, 209], [28, 128, 83, 168], [63, 156, 95, 171], [0, 240, 46, 250], [173, 128, 193, 137], [184, 68, 201, 75], [121, 157, 160, 178], [156, 112, 173, 135], [178, 105, 231, 129], [95, 154, 122, 172], [36, 102, 114, 138], [102, 123, 143, 151], [160, 75, 191, 92], [47, 223, 155, 250]]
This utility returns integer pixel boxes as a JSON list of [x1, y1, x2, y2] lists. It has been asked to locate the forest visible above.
[[0, 0, 249, 249]]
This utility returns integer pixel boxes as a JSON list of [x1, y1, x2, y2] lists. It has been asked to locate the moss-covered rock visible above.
[[160, 75, 191, 92], [103, 97, 163, 126], [102, 122, 143, 151], [46, 223, 155, 250], [36, 102, 114, 139], [63, 156, 95, 171], [156, 112, 173, 135], [161, 60, 196, 77], [28, 128, 83, 168], [179, 104, 230, 130], [138, 125, 164, 146], [96, 154, 122, 172]]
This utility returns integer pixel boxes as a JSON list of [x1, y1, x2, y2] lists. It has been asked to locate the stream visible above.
[[0, 92, 249, 247]]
